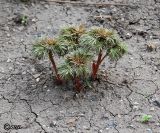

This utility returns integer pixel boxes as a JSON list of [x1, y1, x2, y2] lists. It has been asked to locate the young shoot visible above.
[[141, 114, 152, 123], [33, 37, 65, 84], [80, 27, 127, 80], [58, 49, 92, 92]]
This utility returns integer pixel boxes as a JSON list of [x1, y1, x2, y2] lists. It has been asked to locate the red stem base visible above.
[[74, 77, 83, 93], [91, 50, 107, 80]]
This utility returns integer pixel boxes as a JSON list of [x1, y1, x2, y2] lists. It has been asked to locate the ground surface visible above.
[[0, 0, 160, 133]]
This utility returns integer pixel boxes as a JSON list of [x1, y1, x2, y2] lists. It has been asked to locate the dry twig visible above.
[[94, 15, 112, 21], [47, 0, 129, 7]]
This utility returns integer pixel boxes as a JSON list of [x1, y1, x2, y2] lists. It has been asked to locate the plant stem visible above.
[[99, 53, 108, 64], [92, 50, 107, 80], [91, 50, 102, 80], [74, 77, 82, 93], [92, 61, 97, 79], [48, 50, 62, 84]]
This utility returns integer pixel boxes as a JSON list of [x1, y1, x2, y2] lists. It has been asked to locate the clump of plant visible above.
[[33, 25, 127, 92], [140, 114, 152, 123], [14, 14, 29, 26]]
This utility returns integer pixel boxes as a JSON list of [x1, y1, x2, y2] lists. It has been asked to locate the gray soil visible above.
[[0, 0, 160, 133]]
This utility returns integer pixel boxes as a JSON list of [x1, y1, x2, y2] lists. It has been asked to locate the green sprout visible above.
[[141, 114, 152, 123], [58, 49, 92, 92], [33, 38, 66, 84], [80, 27, 127, 80], [14, 14, 29, 26], [58, 25, 86, 52], [21, 15, 28, 25]]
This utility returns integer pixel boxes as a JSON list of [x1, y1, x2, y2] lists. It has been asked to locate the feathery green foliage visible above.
[[33, 38, 66, 59], [80, 27, 127, 60], [33, 25, 127, 92], [58, 25, 86, 52], [59, 25, 85, 42], [58, 49, 92, 80], [33, 44, 47, 59]]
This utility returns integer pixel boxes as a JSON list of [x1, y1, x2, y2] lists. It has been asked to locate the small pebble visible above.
[[150, 107, 155, 111], [133, 105, 139, 110], [133, 102, 139, 105], [20, 39, 24, 42], [147, 43, 157, 52], [68, 127, 74, 131], [31, 68, 35, 72], [9, 67, 13, 70], [18, 26, 24, 31], [120, 99, 123, 102], [79, 113, 85, 117], [83, 125, 90, 130], [146, 128, 152, 133], [121, 18, 125, 21], [32, 85, 36, 87], [126, 33, 132, 39], [7, 33, 11, 37], [32, 18, 36, 22], [22, 71, 26, 75], [127, 124, 135, 129], [103, 114, 108, 119], [36, 78, 40, 82], [50, 121, 57, 127], [44, 4, 49, 9], [53, 121, 57, 125], [7, 58, 11, 63], [43, 85, 47, 89], [33, 73, 41, 78], [117, 114, 122, 118]]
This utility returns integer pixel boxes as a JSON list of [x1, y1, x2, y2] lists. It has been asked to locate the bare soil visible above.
[[0, 0, 160, 133]]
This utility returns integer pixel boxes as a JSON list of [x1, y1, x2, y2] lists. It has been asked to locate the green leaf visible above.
[[32, 44, 47, 59], [108, 48, 120, 60], [76, 66, 89, 77], [141, 114, 152, 123], [58, 48, 92, 80], [80, 34, 97, 46], [84, 79, 92, 89], [118, 43, 128, 54], [58, 62, 74, 80]]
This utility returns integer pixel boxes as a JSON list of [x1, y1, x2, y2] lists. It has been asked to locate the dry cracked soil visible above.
[[0, 0, 160, 133]]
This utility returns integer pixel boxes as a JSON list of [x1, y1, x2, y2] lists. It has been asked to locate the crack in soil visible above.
[[19, 98, 47, 133]]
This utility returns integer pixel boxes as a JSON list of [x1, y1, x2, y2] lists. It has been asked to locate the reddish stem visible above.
[[91, 61, 97, 79], [91, 50, 102, 80], [48, 50, 62, 84], [74, 77, 82, 93], [92, 50, 107, 80], [99, 53, 107, 64]]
